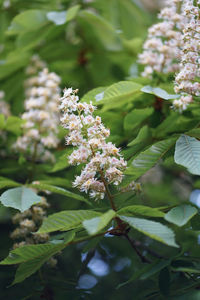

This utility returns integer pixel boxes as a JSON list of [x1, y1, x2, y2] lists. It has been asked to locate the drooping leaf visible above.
[[174, 135, 200, 175], [83, 210, 116, 235], [120, 216, 178, 247], [164, 205, 197, 227], [0, 187, 41, 212], [117, 205, 165, 218], [125, 137, 177, 180], [1, 232, 74, 284], [38, 210, 101, 234]]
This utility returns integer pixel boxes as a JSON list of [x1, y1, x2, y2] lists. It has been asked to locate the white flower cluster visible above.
[[60, 88, 127, 200], [11, 196, 50, 249], [15, 68, 61, 161], [0, 90, 10, 117], [0, 91, 10, 156], [120, 181, 142, 193], [173, 0, 200, 111], [138, 0, 185, 78], [25, 54, 46, 76]]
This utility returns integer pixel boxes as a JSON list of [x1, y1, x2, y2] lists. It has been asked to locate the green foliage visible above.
[[28, 182, 90, 204], [83, 209, 116, 235], [175, 135, 200, 175], [119, 216, 178, 247], [164, 205, 197, 227], [125, 137, 177, 180], [38, 210, 101, 234], [0, 1, 200, 299], [0, 187, 42, 212]]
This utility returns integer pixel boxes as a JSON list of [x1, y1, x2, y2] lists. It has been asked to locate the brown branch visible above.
[[124, 233, 151, 264]]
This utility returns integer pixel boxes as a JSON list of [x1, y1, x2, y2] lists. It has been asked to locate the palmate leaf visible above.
[[117, 205, 165, 218], [83, 209, 116, 235], [164, 205, 197, 227], [28, 182, 90, 204], [125, 137, 177, 180], [0, 232, 74, 284], [174, 135, 200, 175], [0, 187, 41, 212], [38, 210, 101, 234], [120, 216, 178, 247]]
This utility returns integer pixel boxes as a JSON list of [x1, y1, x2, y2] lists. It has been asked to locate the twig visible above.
[[124, 233, 151, 264]]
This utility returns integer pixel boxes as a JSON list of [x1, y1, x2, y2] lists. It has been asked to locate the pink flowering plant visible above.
[[0, 0, 200, 299]]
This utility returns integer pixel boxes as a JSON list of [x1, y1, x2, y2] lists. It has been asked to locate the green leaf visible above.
[[153, 114, 198, 139], [0, 114, 5, 129], [164, 205, 197, 227], [28, 183, 90, 204], [140, 260, 171, 280], [8, 10, 48, 35], [128, 125, 151, 147], [49, 149, 73, 173], [187, 128, 200, 139], [81, 86, 106, 104], [174, 135, 200, 175], [78, 10, 122, 51], [120, 216, 178, 247], [191, 214, 200, 230], [6, 116, 24, 135], [0, 187, 41, 212], [117, 259, 171, 288], [100, 81, 142, 109], [0, 178, 21, 190], [125, 137, 177, 180], [83, 210, 116, 235], [47, 5, 80, 25], [38, 210, 101, 234], [124, 108, 153, 131], [141, 86, 178, 100], [171, 260, 200, 274], [117, 205, 165, 218], [1, 232, 74, 284]]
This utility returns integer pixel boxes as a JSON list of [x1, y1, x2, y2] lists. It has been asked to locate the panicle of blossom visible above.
[[138, 0, 186, 78], [25, 54, 46, 76], [15, 67, 61, 161], [11, 194, 50, 249], [60, 88, 127, 200], [0, 90, 10, 117], [0, 90, 11, 157], [120, 181, 142, 193], [172, 0, 200, 111]]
